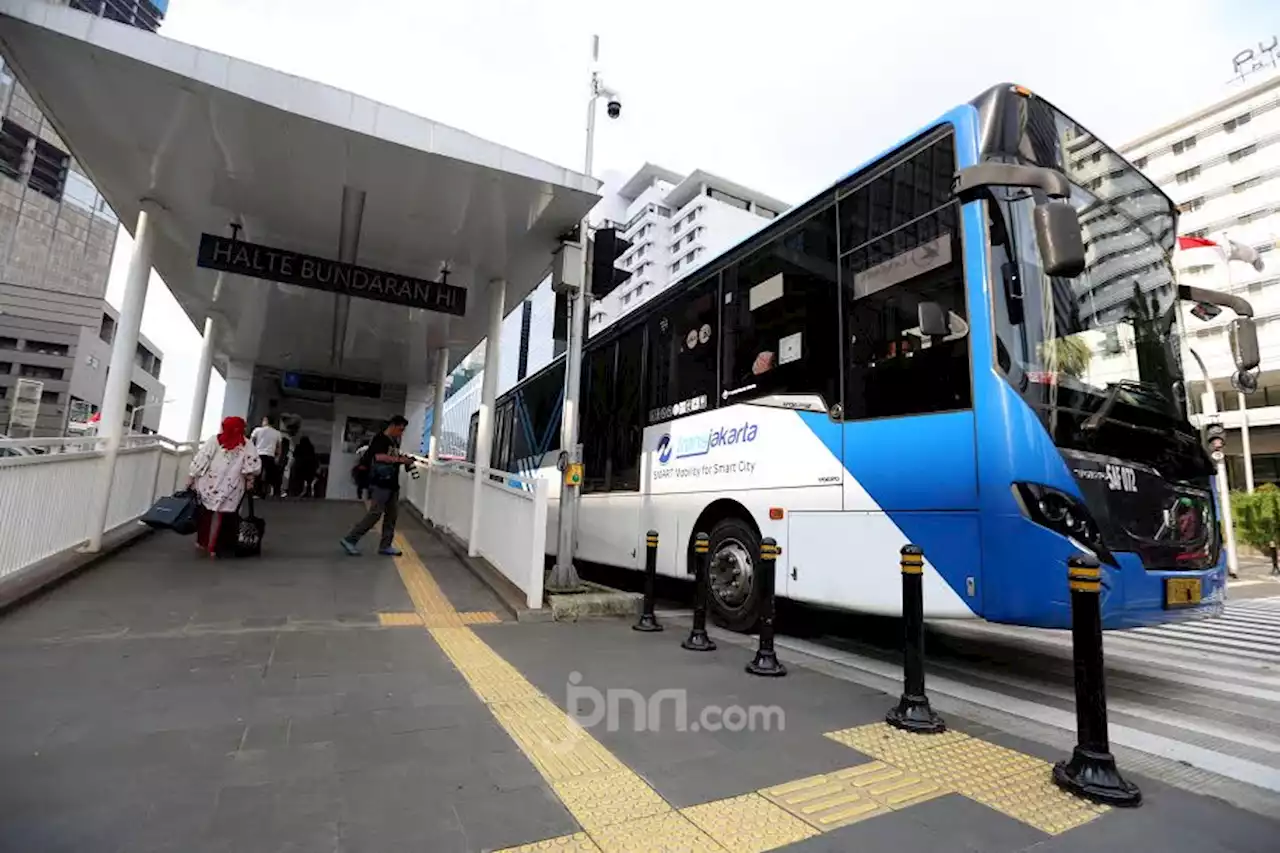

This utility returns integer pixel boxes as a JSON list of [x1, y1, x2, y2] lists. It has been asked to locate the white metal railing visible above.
[[0, 434, 198, 587], [407, 461, 548, 610]]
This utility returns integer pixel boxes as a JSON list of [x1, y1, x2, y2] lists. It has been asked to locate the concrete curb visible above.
[[547, 583, 643, 622], [0, 521, 154, 612]]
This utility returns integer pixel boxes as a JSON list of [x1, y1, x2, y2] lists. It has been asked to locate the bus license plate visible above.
[[1164, 577, 1202, 609]]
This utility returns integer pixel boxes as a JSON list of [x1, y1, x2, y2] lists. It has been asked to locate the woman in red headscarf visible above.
[[186, 416, 263, 557]]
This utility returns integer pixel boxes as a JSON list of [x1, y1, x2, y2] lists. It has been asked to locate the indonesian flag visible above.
[[88, 411, 101, 423], [1177, 234, 1265, 272]]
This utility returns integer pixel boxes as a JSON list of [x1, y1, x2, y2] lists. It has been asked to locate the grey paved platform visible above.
[[477, 617, 1280, 852], [2, 499, 1277, 852], [0, 500, 571, 853]]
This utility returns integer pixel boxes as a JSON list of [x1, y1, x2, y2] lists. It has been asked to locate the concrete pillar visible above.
[[186, 314, 216, 443], [221, 360, 254, 420], [421, 347, 449, 523], [469, 279, 505, 556], [85, 201, 158, 551], [429, 347, 448, 463]]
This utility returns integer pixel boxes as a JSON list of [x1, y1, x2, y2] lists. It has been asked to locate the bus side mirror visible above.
[[1033, 201, 1086, 278], [918, 301, 949, 338], [1229, 317, 1260, 372]]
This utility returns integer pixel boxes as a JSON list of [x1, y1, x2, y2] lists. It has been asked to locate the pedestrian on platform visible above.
[[250, 416, 283, 498], [340, 415, 412, 557], [187, 416, 261, 558], [289, 436, 319, 498]]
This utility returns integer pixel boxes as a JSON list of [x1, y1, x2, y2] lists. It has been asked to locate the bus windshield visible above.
[[985, 96, 1207, 479]]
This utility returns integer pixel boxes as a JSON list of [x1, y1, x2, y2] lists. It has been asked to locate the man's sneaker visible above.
[[378, 546, 403, 557], [339, 538, 361, 556]]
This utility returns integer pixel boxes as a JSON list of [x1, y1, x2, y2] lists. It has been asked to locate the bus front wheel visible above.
[[705, 517, 762, 633]]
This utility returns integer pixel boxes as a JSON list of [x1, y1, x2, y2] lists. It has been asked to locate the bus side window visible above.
[[842, 202, 969, 420], [610, 328, 644, 491], [582, 342, 615, 493], [837, 131, 969, 421], [721, 205, 839, 409], [646, 277, 718, 425]]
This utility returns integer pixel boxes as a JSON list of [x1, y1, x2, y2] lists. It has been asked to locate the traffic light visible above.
[[553, 227, 633, 346], [588, 227, 632, 299]]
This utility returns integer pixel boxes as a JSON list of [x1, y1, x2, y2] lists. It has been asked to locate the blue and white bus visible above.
[[475, 83, 1259, 631]]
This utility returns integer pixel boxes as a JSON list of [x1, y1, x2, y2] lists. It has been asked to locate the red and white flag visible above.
[[1176, 234, 1265, 271]]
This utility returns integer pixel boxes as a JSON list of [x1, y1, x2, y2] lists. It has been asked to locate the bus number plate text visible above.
[[1105, 464, 1137, 493]]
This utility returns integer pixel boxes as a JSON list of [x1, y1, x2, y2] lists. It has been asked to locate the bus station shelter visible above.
[[0, 0, 595, 583]]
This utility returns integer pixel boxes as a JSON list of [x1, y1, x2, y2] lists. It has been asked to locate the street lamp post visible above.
[[126, 396, 176, 434], [1209, 236, 1265, 493], [550, 35, 619, 592], [1190, 348, 1240, 579]]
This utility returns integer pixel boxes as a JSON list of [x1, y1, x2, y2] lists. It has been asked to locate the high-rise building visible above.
[[587, 163, 787, 334], [0, 1, 168, 437], [1120, 61, 1280, 486]]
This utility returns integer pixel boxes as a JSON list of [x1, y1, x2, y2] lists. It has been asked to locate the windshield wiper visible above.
[[1081, 380, 1166, 433]]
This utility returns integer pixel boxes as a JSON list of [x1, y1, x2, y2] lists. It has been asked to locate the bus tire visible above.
[[705, 516, 762, 633]]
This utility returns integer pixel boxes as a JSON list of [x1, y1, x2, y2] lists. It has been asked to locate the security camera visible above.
[[598, 83, 622, 119]]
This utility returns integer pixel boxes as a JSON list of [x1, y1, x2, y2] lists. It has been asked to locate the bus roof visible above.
[[504, 82, 1146, 401]]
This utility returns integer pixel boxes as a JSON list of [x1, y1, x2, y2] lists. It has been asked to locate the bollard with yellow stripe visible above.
[[1067, 561, 1101, 593], [682, 532, 716, 652], [635, 529, 663, 632], [1053, 554, 1141, 807], [746, 536, 785, 676], [887, 543, 945, 733]]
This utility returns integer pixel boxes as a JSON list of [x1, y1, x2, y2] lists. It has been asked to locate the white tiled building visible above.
[[1121, 67, 1280, 487], [587, 164, 787, 334], [431, 163, 786, 453]]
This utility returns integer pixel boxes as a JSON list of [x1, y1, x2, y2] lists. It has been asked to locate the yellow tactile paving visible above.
[[976, 767, 1111, 835], [377, 611, 422, 627], [459, 610, 502, 624], [681, 793, 819, 853], [824, 723, 1109, 835], [496, 832, 602, 852], [758, 760, 946, 832], [391, 534, 1108, 850], [590, 811, 727, 853], [377, 610, 502, 627], [552, 770, 672, 832]]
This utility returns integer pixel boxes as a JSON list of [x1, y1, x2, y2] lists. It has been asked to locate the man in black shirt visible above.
[[339, 415, 413, 556]]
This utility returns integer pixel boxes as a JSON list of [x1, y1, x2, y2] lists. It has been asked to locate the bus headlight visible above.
[[1014, 482, 1115, 566]]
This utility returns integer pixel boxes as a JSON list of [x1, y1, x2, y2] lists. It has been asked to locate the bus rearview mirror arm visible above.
[[1174, 285, 1260, 379], [953, 163, 1072, 201], [953, 163, 1085, 278]]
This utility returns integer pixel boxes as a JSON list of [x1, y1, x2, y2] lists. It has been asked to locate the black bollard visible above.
[[634, 530, 663, 632], [682, 532, 717, 652], [886, 544, 946, 734], [1052, 555, 1142, 806], [746, 538, 786, 676]]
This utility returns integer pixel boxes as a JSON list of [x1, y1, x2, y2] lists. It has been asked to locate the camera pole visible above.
[[550, 35, 614, 592]]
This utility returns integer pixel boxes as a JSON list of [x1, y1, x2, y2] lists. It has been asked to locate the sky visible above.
[[102, 0, 1279, 439]]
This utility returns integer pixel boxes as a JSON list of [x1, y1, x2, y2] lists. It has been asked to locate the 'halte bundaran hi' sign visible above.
[[196, 234, 467, 317]]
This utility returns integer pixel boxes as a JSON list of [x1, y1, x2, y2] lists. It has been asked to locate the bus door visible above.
[[793, 138, 982, 615]]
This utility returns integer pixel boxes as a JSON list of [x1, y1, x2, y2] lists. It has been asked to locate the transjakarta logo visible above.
[[658, 423, 759, 465]]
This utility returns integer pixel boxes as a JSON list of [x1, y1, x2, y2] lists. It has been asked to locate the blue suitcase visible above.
[[141, 489, 199, 535]]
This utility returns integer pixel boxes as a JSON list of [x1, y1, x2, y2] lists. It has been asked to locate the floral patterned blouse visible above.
[[189, 437, 262, 513]]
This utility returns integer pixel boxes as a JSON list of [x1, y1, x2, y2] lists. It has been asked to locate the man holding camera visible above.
[[340, 415, 413, 556]]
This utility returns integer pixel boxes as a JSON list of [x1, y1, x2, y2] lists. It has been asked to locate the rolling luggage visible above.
[[140, 489, 199, 535]]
